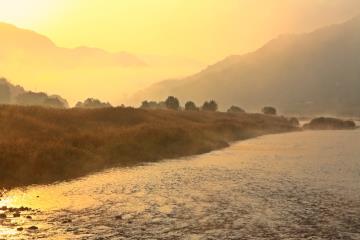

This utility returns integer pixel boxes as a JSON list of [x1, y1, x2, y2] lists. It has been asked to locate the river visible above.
[[1, 128, 360, 239]]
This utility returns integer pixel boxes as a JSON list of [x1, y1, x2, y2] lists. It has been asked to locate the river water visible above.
[[1, 129, 360, 239]]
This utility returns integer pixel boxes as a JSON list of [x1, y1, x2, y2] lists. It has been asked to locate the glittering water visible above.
[[1, 129, 360, 239]]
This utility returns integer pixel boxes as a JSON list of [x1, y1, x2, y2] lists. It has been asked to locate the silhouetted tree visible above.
[[76, 98, 112, 108], [202, 100, 218, 112], [140, 100, 165, 109], [165, 96, 180, 110], [16, 91, 48, 106], [262, 106, 277, 115], [0, 83, 11, 104], [140, 100, 150, 109], [43, 97, 66, 108], [227, 105, 245, 113], [185, 101, 198, 111], [288, 117, 300, 127]]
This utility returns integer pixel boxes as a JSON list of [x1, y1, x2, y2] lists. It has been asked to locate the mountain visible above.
[[134, 16, 360, 116], [0, 22, 205, 105], [0, 22, 146, 68]]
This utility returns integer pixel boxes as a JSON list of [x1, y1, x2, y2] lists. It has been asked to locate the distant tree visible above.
[[262, 106, 277, 115], [0, 83, 11, 104], [227, 105, 245, 114], [140, 100, 150, 109], [140, 100, 165, 109], [76, 98, 112, 108], [184, 101, 198, 111], [202, 100, 218, 112], [15, 91, 48, 106], [288, 117, 300, 127], [165, 96, 180, 110], [43, 97, 66, 108]]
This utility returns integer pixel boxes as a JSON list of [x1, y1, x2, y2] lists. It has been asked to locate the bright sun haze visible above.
[[0, 0, 359, 105], [1, 0, 359, 62]]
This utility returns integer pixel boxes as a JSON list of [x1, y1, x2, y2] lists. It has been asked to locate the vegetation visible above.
[[0, 81, 11, 104], [227, 106, 245, 114], [165, 96, 180, 110], [0, 105, 297, 188], [75, 98, 112, 108], [185, 101, 199, 111], [303, 117, 356, 130], [202, 100, 218, 112], [262, 106, 277, 115]]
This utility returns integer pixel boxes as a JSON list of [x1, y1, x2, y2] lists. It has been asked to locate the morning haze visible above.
[[0, 1, 360, 239], [0, 0, 360, 105]]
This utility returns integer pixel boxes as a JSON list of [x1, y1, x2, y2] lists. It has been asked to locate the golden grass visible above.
[[0, 105, 297, 187]]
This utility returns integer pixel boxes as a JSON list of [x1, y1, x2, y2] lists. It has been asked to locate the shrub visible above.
[[262, 106, 277, 115], [227, 106, 245, 113], [165, 96, 180, 110], [75, 98, 112, 108], [185, 101, 198, 111], [202, 100, 218, 112]]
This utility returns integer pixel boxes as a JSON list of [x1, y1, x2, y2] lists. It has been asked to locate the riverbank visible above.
[[0, 105, 297, 188]]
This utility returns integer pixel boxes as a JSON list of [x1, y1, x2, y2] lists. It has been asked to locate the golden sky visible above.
[[1, 0, 359, 63], [0, 0, 359, 106]]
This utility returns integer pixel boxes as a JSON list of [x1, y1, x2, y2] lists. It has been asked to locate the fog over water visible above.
[[1, 128, 360, 239]]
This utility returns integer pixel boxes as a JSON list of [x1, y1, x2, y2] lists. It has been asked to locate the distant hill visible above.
[[134, 16, 360, 116], [0, 22, 205, 105], [0, 78, 68, 108], [0, 22, 146, 68]]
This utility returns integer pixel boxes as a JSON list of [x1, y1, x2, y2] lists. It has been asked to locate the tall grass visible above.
[[0, 105, 297, 187]]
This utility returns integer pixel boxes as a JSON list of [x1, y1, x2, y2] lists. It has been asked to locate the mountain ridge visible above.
[[133, 15, 360, 116]]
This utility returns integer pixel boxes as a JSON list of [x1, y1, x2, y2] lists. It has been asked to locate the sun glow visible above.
[[0, 0, 63, 29]]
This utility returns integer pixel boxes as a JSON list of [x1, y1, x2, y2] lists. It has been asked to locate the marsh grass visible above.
[[0, 105, 296, 187]]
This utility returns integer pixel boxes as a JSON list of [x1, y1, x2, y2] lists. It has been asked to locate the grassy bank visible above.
[[0, 105, 297, 188]]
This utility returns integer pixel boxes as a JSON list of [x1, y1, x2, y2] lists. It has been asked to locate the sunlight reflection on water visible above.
[[1, 129, 360, 239]]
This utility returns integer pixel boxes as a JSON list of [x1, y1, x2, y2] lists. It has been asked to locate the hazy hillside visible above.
[[134, 16, 360, 116], [0, 22, 204, 105], [0, 22, 145, 67], [0, 78, 68, 108]]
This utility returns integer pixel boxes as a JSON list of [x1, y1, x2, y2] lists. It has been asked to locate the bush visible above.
[[262, 106, 277, 115], [202, 100, 218, 112], [165, 96, 180, 110], [185, 101, 198, 111], [75, 98, 112, 108], [227, 106, 245, 113], [0, 82, 11, 104]]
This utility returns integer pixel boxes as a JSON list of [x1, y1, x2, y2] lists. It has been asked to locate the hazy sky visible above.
[[1, 0, 359, 63]]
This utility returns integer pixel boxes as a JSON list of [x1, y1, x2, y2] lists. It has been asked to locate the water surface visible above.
[[1, 129, 360, 239]]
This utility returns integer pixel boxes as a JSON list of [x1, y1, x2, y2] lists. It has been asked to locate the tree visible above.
[[184, 101, 198, 111], [76, 98, 112, 108], [262, 106, 277, 115], [202, 100, 218, 112], [43, 97, 67, 108], [0, 83, 11, 104], [140, 100, 165, 109], [165, 96, 180, 110], [140, 100, 150, 109], [227, 105, 245, 113]]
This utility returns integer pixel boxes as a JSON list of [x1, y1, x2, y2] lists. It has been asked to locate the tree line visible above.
[[140, 96, 277, 115]]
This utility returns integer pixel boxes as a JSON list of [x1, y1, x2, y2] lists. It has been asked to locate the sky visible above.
[[0, 0, 359, 105], [1, 0, 359, 63]]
